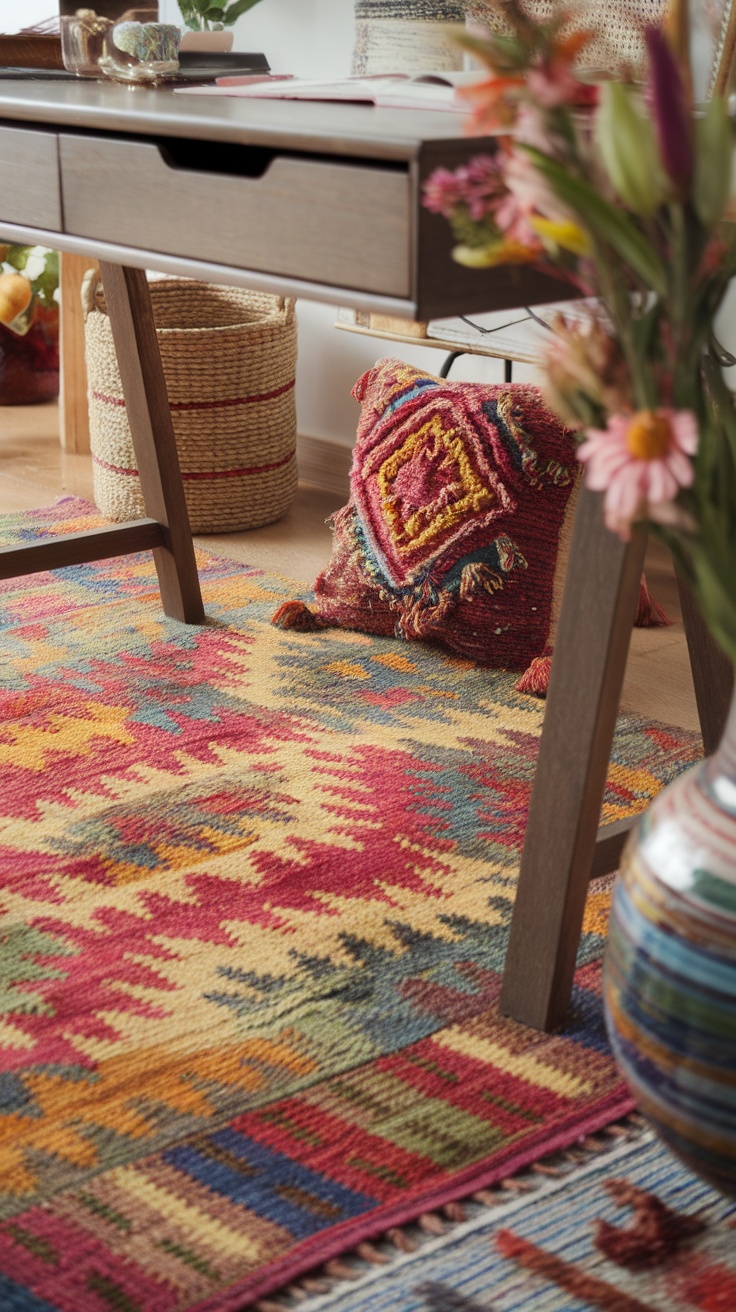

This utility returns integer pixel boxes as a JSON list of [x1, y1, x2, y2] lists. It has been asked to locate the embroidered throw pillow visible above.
[[274, 359, 589, 689]]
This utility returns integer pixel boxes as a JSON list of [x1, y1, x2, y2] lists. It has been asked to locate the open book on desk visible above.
[[175, 70, 481, 110]]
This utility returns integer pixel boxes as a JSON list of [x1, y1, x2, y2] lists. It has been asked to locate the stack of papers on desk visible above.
[[175, 70, 481, 110]]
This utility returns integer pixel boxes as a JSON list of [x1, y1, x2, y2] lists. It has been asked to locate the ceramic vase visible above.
[[603, 681, 736, 1196]]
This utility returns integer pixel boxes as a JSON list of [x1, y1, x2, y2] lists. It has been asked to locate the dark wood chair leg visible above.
[[499, 488, 647, 1032], [98, 262, 204, 624], [676, 574, 733, 756]]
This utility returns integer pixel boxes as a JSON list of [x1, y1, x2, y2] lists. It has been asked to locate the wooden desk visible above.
[[0, 82, 564, 622], [0, 81, 568, 319], [0, 80, 725, 1030]]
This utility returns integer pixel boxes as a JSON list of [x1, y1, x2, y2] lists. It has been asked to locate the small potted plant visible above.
[[177, 0, 265, 51]]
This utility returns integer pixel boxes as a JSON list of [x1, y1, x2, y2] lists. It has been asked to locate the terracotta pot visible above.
[[0, 302, 60, 406], [178, 30, 234, 52], [603, 679, 736, 1196]]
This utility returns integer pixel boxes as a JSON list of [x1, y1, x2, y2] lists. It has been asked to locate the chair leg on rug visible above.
[[500, 488, 647, 1033], [676, 573, 733, 756], [98, 261, 204, 624]]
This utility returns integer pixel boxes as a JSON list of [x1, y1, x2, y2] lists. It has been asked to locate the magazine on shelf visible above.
[[427, 299, 601, 357], [174, 69, 482, 109]]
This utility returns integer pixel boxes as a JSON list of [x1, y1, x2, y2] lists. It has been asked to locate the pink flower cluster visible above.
[[422, 154, 505, 222]]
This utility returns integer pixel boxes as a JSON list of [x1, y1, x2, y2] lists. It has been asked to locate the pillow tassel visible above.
[[459, 561, 506, 599], [271, 600, 329, 632], [635, 575, 672, 627], [396, 585, 454, 640], [515, 652, 553, 697]]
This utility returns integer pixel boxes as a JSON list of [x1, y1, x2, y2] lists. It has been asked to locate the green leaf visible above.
[[694, 98, 734, 225], [691, 547, 736, 666], [455, 31, 528, 73], [630, 300, 661, 358], [595, 84, 667, 216], [221, 0, 266, 22], [32, 250, 59, 308], [702, 350, 736, 472], [521, 147, 668, 294], [5, 246, 29, 273]]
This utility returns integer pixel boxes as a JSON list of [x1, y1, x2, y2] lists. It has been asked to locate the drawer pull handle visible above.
[[159, 138, 276, 179]]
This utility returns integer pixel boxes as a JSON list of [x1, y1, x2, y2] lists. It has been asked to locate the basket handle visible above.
[[81, 270, 106, 319]]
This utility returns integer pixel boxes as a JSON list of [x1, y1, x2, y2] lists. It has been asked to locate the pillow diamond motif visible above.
[[355, 399, 513, 588]]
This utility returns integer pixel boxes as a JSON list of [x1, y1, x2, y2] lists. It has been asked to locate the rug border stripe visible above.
[[184, 1089, 635, 1312]]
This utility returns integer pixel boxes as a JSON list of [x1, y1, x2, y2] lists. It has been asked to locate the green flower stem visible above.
[[669, 202, 691, 408], [593, 238, 650, 411]]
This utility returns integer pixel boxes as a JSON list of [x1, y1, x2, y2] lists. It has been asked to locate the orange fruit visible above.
[[0, 273, 33, 326]]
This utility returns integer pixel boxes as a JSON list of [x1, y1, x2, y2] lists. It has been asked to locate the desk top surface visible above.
[[0, 79, 489, 161]]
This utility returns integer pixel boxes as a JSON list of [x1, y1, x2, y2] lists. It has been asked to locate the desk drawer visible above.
[[0, 124, 61, 231], [60, 134, 412, 297]]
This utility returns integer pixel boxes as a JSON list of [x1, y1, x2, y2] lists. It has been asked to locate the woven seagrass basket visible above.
[[464, 0, 669, 79], [83, 275, 298, 533]]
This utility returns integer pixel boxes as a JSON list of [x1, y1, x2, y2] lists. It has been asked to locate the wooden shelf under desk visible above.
[[334, 319, 545, 366]]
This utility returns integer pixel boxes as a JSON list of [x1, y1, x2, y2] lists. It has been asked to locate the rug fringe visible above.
[[253, 1113, 647, 1311]]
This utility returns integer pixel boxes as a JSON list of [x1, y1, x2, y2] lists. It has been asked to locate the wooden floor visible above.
[[0, 400, 700, 736]]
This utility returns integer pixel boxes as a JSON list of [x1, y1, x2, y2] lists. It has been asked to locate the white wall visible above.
[[1, 0, 59, 28], [159, 0, 352, 81]]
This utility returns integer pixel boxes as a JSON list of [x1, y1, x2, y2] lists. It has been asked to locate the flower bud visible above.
[[644, 25, 694, 200], [595, 83, 666, 215]]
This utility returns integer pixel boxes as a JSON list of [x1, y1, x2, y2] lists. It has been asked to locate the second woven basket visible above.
[[84, 276, 298, 533]]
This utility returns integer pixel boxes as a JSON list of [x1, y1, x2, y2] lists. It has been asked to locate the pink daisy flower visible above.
[[577, 408, 698, 538]]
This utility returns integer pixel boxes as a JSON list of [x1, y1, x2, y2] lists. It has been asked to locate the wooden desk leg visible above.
[[676, 575, 733, 756], [500, 488, 647, 1032], [59, 252, 97, 453], [98, 262, 204, 625]]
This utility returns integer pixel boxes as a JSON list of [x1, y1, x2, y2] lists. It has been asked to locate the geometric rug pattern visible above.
[[0, 500, 702, 1311]]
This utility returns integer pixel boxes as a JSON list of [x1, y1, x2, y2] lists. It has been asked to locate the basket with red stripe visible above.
[[84, 276, 298, 532]]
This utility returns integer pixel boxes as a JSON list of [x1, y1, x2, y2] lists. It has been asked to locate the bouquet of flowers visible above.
[[423, 0, 736, 665]]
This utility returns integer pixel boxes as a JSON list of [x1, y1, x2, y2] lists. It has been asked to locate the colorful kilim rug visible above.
[[294, 1128, 736, 1311], [0, 499, 702, 1312]]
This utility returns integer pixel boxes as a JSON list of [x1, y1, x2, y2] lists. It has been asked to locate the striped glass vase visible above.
[[603, 683, 736, 1197]]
